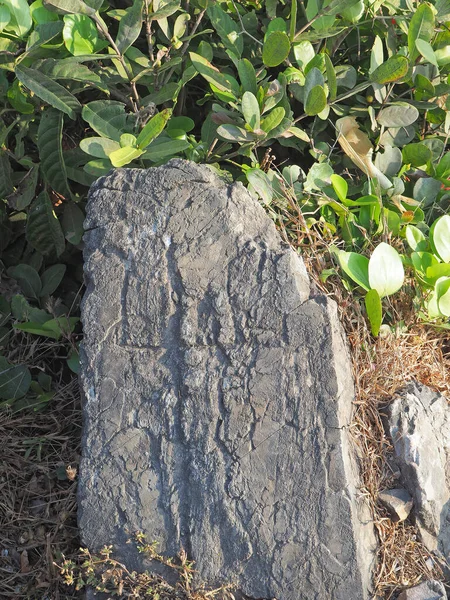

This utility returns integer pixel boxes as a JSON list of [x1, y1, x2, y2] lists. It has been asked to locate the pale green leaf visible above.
[[331, 174, 347, 201], [368, 242, 404, 297], [241, 91, 260, 130], [109, 146, 144, 167], [408, 3, 435, 63], [63, 14, 97, 55], [430, 215, 450, 262], [80, 137, 120, 158], [136, 108, 172, 149]]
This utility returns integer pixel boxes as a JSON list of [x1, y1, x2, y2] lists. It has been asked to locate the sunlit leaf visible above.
[[368, 242, 404, 297]]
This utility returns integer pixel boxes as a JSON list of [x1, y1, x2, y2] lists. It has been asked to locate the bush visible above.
[[0, 0, 449, 409]]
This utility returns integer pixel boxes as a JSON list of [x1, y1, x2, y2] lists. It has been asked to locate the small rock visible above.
[[379, 488, 413, 522], [387, 381, 450, 565], [397, 580, 447, 600]]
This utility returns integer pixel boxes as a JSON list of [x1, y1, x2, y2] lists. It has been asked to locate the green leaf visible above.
[[109, 146, 144, 167], [148, 0, 180, 20], [365, 289, 382, 337], [136, 109, 172, 149], [426, 263, 450, 284], [415, 38, 438, 67], [430, 215, 450, 262], [42, 0, 96, 16], [7, 165, 39, 211], [141, 138, 190, 162], [402, 142, 432, 167], [7, 264, 42, 299], [241, 91, 260, 130], [37, 58, 106, 90], [336, 251, 370, 291], [293, 40, 315, 69], [263, 31, 291, 67], [37, 108, 72, 198], [67, 346, 79, 374], [26, 191, 65, 257], [30, 0, 60, 24], [435, 276, 450, 316], [82, 101, 132, 142], [80, 136, 120, 158], [237, 58, 257, 96], [15, 65, 81, 120], [331, 174, 347, 201], [304, 161, 333, 191], [13, 317, 72, 340], [62, 202, 85, 245], [40, 264, 66, 296], [24, 21, 64, 55], [4, 0, 32, 37], [408, 3, 435, 63], [436, 0, 450, 22], [305, 84, 327, 115], [216, 124, 256, 142], [115, 0, 143, 54], [260, 107, 285, 133], [0, 150, 13, 198], [377, 103, 419, 127], [324, 53, 337, 102], [247, 168, 273, 204], [0, 6, 10, 33], [0, 356, 31, 400], [167, 117, 194, 133], [83, 158, 112, 176], [368, 242, 404, 297], [405, 225, 427, 252], [11, 295, 50, 324], [189, 52, 240, 97], [207, 4, 243, 58], [63, 14, 98, 55], [369, 55, 409, 84]]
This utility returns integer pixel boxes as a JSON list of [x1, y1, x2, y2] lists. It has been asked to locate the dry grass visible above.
[[0, 370, 81, 599]]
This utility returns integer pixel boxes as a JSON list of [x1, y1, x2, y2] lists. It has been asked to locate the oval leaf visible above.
[[368, 242, 404, 297], [337, 250, 370, 291], [377, 103, 419, 128], [80, 136, 121, 158], [263, 31, 290, 67], [430, 214, 450, 262], [305, 84, 327, 116], [370, 55, 409, 85], [241, 91, 260, 130]]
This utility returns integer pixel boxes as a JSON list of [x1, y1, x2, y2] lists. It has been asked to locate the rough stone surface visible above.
[[387, 381, 450, 570], [396, 580, 447, 600], [379, 488, 413, 522], [78, 160, 376, 599]]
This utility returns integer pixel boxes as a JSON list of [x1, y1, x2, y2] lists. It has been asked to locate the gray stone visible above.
[[397, 579, 447, 600], [78, 160, 376, 599], [387, 382, 450, 569], [379, 488, 413, 522]]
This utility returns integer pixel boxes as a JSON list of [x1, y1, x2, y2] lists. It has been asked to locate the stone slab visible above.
[[78, 160, 376, 599]]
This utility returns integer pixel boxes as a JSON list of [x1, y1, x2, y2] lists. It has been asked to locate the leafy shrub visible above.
[[0, 0, 450, 407]]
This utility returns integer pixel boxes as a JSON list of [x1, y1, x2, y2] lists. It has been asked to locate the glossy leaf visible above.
[[263, 31, 290, 67], [42, 0, 96, 16], [37, 108, 72, 198], [4, 0, 32, 37], [237, 59, 257, 96], [115, 0, 143, 54], [0, 356, 31, 400], [430, 215, 450, 262], [26, 191, 65, 257], [408, 3, 435, 63], [336, 251, 370, 291], [241, 91, 260, 130], [80, 136, 120, 158], [435, 276, 450, 316], [8, 264, 42, 299], [40, 264, 66, 296], [137, 109, 172, 149], [109, 146, 144, 167], [63, 14, 98, 55], [15, 65, 81, 120], [331, 174, 347, 201], [365, 289, 382, 337], [405, 225, 427, 252], [368, 243, 404, 297], [82, 101, 132, 142], [305, 84, 327, 115], [370, 55, 409, 85], [62, 202, 85, 245]]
